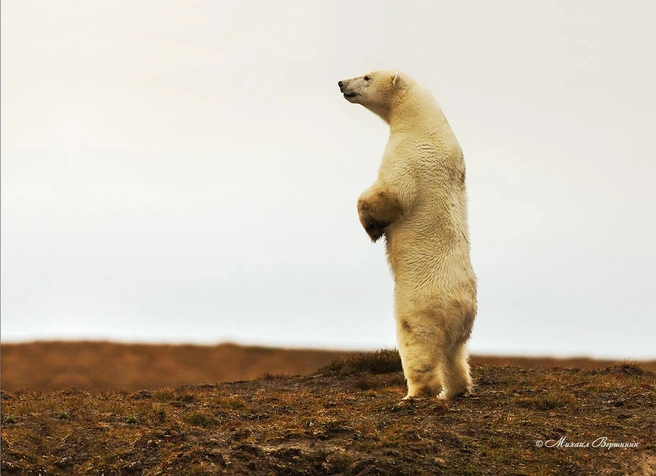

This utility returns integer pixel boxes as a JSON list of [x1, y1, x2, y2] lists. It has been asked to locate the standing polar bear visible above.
[[338, 71, 477, 400]]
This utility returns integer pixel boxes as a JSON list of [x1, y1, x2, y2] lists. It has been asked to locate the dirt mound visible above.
[[2, 352, 654, 475]]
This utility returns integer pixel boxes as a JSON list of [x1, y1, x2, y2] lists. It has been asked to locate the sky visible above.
[[2, 1, 655, 359]]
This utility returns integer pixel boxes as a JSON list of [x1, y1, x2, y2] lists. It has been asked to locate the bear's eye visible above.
[[364, 75, 371, 81]]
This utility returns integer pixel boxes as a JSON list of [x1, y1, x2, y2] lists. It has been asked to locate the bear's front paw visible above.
[[357, 191, 402, 243], [357, 199, 387, 242], [365, 223, 385, 242], [358, 207, 387, 242]]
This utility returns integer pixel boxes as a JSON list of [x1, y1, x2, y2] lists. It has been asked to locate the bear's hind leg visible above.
[[438, 342, 472, 399], [396, 317, 442, 399]]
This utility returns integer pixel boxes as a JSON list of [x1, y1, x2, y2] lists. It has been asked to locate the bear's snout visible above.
[[339, 79, 358, 100]]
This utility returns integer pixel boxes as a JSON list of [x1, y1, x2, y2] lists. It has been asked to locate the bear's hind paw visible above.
[[438, 389, 472, 400]]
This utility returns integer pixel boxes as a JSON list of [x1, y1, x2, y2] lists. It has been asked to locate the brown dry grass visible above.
[[2, 341, 654, 393], [1, 350, 655, 475], [0, 341, 361, 392]]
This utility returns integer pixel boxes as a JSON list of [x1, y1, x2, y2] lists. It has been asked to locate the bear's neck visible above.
[[386, 89, 448, 133], [388, 104, 447, 134]]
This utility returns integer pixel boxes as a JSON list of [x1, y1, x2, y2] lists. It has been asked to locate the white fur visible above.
[[339, 71, 477, 399]]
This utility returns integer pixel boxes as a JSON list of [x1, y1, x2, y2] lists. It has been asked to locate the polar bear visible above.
[[338, 71, 477, 400]]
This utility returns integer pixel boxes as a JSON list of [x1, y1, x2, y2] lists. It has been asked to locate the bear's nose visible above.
[[338, 80, 343, 87]]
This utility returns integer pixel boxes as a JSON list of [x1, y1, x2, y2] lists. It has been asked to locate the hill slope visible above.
[[2, 351, 655, 475], [3, 341, 654, 392]]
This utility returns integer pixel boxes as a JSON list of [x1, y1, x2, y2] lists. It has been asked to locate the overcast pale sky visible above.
[[2, 1, 655, 358]]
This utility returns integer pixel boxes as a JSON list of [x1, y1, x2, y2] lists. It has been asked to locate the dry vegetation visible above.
[[0, 342, 361, 392], [3, 341, 654, 393], [1, 345, 655, 475]]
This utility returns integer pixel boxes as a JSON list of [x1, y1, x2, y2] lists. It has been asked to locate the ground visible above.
[[2, 349, 655, 475], [4, 341, 654, 393]]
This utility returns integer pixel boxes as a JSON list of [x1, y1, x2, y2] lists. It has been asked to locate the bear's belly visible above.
[[385, 218, 473, 291]]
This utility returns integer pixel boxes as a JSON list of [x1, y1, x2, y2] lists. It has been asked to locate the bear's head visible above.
[[338, 71, 405, 122]]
